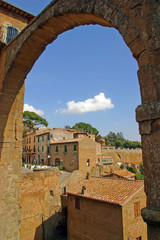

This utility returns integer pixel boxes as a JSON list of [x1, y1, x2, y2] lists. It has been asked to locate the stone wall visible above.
[[101, 149, 142, 164], [68, 194, 123, 240], [20, 168, 61, 240], [123, 187, 147, 240]]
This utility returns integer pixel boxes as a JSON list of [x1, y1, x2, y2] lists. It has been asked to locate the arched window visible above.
[[55, 158, 60, 166]]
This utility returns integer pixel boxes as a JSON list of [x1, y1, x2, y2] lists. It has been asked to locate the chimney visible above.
[[64, 186, 66, 195], [82, 186, 86, 195], [86, 172, 90, 179]]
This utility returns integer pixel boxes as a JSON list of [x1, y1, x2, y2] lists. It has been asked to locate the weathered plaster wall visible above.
[[0, 8, 28, 43]]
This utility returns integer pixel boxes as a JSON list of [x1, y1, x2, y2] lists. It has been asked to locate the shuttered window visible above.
[[64, 145, 67, 152], [6, 26, 18, 43], [56, 146, 58, 153], [134, 201, 140, 217]]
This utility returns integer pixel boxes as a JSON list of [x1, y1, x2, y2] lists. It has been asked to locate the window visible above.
[[42, 146, 44, 152], [42, 136, 44, 141], [64, 145, 67, 153], [38, 146, 39, 152], [47, 146, 50, 153], [29, 137, 31, 143], [48, 134, 50, 140], [55, 158, 60, 166], [134, 201, 140, 217], [74, 145, 77, 151], [136, 237, 141, 240], [37, 136, 39, 142], [56, 146, 58, 153], [34, 136, 35, 142], [50, 190, 54, 197], [87, 159, 90, 167], [75, 197, 80, 209], [6, 26, 18, 43]]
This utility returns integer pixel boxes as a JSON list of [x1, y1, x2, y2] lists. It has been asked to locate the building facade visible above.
[[36, 128, 52, 165], [67, 178, 147, 240], [23, 130, 37, 164], [0, 0, 34, 48], [50, 138, 100, 177]]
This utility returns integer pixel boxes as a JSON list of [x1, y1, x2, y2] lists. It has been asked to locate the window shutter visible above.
[[6, 26, 18, 43], [134, 201, 140, 217]]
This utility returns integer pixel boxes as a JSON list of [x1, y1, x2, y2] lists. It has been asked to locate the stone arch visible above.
[[0, 0, 160, 239]]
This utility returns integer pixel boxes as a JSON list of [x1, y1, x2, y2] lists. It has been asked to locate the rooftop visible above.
[[36, 128, 52, 136], [0, 0, 35, 21], [50, 138, 83, 145], [109, 169, 136, 179], [67, 177, 144, 206]]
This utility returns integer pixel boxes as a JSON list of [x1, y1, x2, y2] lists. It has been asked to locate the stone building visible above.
[[0, 0, 34, 48], [22, 130, 37, 164], [36, 128, 52, 165], [50, 137, 101, 178], [67, 178, 147, 240], [50, 128, 78, 142], [50, 128, 94, 142]]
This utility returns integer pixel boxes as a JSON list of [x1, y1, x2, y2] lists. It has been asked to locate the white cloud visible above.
[[23, 104, 44, 116], [56, 93, 114, 114]]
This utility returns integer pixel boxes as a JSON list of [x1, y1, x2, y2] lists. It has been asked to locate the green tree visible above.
[[106, 131, 117, 143], [127, 166, 137, 175], [64, 125, 71, 129], [140, 162, 144, 175], [72, 122, 99, 135], [23, 111, 48, 127], [136, 174, 144, 180], [120, 164, 125, 169], [105, 131, 141, 149]]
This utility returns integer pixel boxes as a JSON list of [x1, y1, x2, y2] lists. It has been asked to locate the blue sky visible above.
[[7, 0, 141, 140]]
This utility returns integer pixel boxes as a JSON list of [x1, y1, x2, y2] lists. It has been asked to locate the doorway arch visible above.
[[0, 0, 160, 239]]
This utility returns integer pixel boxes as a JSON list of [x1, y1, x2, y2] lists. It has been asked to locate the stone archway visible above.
[[0, 0, 160, 239]]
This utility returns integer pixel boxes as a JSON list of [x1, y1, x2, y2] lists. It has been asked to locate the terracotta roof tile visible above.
[[112, 169, 136, 178], [67, 178, 144, 206]]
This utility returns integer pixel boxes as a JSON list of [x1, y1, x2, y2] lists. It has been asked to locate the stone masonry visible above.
[[0, 0, 160, 239]]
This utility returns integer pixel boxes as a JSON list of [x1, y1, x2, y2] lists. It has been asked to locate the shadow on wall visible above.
[[34, 207, 67, 240]]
